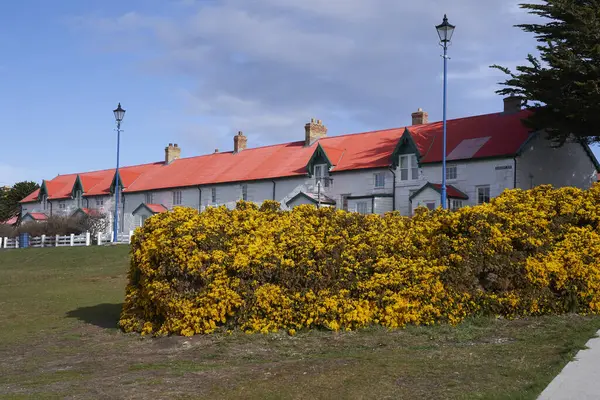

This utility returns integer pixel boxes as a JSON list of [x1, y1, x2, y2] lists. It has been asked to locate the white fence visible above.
[[97, 231, 133, 245], [0, 237, 19, 249], [1, 230, 134, 250]]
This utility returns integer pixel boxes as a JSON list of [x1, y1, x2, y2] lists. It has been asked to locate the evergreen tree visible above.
[[0, 182, 39, 222], [492, 0, 600, 145]]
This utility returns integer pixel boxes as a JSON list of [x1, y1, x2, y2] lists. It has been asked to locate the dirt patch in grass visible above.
[[1, 247, 599, 399]]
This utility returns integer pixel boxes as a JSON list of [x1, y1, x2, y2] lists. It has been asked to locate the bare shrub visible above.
[[16, 212, 109, 237], [0, 224, 16, 238]]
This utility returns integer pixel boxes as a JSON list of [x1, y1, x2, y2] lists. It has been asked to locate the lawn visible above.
[[0, 246, 599, 399]]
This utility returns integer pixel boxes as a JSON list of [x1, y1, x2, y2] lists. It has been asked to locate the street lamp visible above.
[[436, 14, 455, 209], [113, 103, 125, 242]]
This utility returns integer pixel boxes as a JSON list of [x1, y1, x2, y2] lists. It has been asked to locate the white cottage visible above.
[[20, 97, 599, 234]]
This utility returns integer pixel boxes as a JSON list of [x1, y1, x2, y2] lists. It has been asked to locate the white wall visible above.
[[516, 133, 597, 190], [411, 188, 441, 212], [374, 197, 394, 215], [132, 207, 155, 229], [394, 158, 516, 215], [287, 195, 317, 208]]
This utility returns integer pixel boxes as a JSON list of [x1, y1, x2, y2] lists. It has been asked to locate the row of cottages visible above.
[[19, 97, 600, 233]]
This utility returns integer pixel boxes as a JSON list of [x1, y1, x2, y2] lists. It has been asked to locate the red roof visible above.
[[430, 184, 469, 200], [75, 208, 103, 217], [25, 213, 48, 221], [410, 110, 533, 163], [20, 110, 534, 201], [146, 204, 168, 213], [1, 216, 18, 225]]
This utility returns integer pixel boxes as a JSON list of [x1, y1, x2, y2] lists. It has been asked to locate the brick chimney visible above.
[[503, 96, 522, 113], [411, 108, 429, 125], [165, 143, 181, 164], [233, 131, 247, 153], [305, 118, 327, 146]]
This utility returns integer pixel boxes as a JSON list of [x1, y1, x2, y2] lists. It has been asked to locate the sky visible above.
[[1, 0, 598, 186]]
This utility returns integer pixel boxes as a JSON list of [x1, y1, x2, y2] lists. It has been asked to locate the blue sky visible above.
[[1, 0, 598, 186]]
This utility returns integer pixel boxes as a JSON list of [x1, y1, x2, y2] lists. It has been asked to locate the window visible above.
[[374, 172, 386, 188], [145, 193, 153, 204], [173, 190, 183, 206], [314, 164, 330, 188], [477, 185, 491, 204], [96, 198, 104, 207], [446, 165, 457, 180], [75, 190, 82, 208], [425, 202, 436, 211], [399, 155, 419, 181], [41, 195, 47, 210], [241, 184, 248, 201], [58, 201, 66, 210], [211, 188, 217, 204], [450, 199, 463, 211], [356, 202, 368, 215]]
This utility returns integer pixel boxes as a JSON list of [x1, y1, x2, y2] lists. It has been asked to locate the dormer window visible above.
[[314, 164, 330, 188], [75, 190, 83, 208], [399, 154, 419, 181]]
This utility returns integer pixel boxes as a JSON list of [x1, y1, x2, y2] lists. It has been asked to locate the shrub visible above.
[[120, 185, 600, 336], [0, 224, 15, 238], [15, 212, 108, 237]]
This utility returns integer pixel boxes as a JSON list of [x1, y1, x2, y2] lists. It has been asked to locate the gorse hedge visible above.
[[119, 184, 600, 336]]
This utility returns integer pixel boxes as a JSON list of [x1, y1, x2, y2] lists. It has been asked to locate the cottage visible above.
[[19, 97, 599, 234]]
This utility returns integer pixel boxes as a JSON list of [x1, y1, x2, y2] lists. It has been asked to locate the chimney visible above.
[[305, 118, 327, 146], [411, 108, 429, 125], [233, 131, 247, 153], [214, 148, 219, 153], [503, 96, 522, 113], [165, 143, 181, 164]]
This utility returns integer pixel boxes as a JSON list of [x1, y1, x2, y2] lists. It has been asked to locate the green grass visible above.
[[1, 246, 599, 399]]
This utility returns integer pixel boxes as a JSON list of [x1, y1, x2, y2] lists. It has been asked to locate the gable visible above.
[[132, 203, 168, 216], [38, 181, 49, 200], [71, 175, 84, 198], [409, 182, 469, 201], [306, 144, 333, 177], [391, 129, 421, 168]]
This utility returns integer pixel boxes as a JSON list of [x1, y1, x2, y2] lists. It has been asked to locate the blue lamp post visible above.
[[113, 103, 126, 242], [436, 14, 455, 209]]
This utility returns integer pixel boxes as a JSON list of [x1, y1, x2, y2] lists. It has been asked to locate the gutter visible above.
[[200, 187, 203, 211], [389, 167, 396, 211], [272, 180, 276, 201], [513, 157, 517, 189], [122, 195, 126, 233]]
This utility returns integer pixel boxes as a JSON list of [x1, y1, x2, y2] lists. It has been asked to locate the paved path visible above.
[[538, 330, 600, 399]]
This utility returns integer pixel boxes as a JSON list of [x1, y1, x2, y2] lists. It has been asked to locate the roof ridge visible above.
[[50, 161, 165, 180]]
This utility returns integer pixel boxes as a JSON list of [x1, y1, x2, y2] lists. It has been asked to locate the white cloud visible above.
[[73, 0, 536, 152]]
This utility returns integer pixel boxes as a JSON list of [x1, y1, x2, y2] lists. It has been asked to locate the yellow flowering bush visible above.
[[120, 184, 600, 336]]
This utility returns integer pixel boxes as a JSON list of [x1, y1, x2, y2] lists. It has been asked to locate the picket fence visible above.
[[0, 231, 134, 250]]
